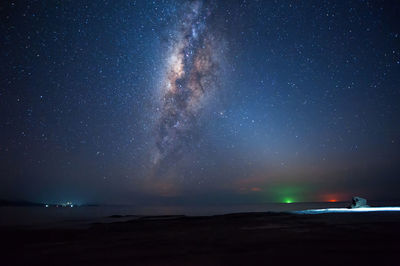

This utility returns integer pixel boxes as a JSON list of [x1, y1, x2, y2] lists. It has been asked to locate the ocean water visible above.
[[0, 201, 396, 228]]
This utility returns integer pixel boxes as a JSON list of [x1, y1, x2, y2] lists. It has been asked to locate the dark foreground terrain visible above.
[[1, 212, 400, 266]]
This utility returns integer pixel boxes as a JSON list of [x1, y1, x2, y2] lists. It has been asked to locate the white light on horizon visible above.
[[295, 207, 400, 214]]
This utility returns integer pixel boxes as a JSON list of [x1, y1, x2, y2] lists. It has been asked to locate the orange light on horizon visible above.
[[320, 193, 347, 203]]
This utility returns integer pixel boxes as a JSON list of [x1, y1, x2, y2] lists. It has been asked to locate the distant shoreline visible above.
[[0, 199, 42, 207]]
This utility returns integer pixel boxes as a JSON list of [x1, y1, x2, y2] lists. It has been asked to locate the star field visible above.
[[1, 0, 399, 204]]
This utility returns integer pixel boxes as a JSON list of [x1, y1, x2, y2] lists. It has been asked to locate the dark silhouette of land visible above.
[[1, 211, 400, 265]]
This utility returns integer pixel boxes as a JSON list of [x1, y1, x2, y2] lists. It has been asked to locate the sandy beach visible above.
[[1, 211, 399, 265]]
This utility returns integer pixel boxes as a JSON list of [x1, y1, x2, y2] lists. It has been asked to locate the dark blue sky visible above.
[[1, 0, 399, 204]]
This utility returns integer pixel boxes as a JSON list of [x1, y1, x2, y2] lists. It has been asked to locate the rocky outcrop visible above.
[[349, 196, 369, 208]]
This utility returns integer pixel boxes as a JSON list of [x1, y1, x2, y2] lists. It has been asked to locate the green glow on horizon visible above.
[[259, 183, 310, 203], [283, 198, 294, 204]]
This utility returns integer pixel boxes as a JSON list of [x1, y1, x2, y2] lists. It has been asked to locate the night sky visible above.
[[1, 0, 399, 205]]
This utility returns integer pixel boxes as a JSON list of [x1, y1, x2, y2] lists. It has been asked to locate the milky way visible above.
[[152, 1, 220, 169]]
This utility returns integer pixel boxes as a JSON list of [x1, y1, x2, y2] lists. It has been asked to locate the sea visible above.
[[1, 201, 398, 228]]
